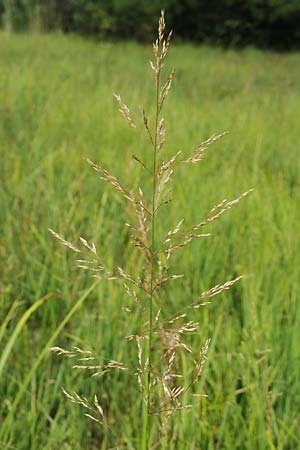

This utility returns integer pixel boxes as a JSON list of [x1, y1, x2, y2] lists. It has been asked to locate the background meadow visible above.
[[0, 32, 299, 449]]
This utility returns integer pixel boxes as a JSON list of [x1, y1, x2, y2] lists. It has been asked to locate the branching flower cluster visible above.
[[50, 10, 252, 448]]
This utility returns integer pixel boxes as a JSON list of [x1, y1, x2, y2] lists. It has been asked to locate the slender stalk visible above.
[[142, 395, 148, 450], [145, 65, 161, 449]]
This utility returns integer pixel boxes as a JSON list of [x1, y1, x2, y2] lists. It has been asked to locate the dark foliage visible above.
[[1, 0, 300, 49]]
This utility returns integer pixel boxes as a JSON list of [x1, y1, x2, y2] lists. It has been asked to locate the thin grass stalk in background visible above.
[[0, 294, 52, 379], [0, 282, 98, 440]]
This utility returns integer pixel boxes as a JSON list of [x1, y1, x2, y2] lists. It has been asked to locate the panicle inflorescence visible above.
[[49, 9, 252, 448]]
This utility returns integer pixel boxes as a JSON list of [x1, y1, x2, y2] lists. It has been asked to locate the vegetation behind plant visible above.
[[0, 31, 299, 448], [1, 0, 300, 49]]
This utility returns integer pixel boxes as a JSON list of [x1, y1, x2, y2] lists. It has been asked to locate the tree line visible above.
[[1, 0, 300, 49]]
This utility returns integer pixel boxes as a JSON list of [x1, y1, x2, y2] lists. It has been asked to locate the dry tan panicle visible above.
[[191, 189, 254, 230], [87, 158, 136, 204], [183, 131, 228, 164], [165, 219, 184, 242], [159, 70, 175, 112], [210, 198, 227, 212], [52, 346, 127, 377], [157, 117, 165, 152], [76, 259, 98, 271], [84, 413, 101, 423], [149, 59, 156, 73], [122, 283, 140, 305], [154, 273, 184, 292], [61, 387, 105, 425], [188, 233, 212, 240], [67, 355, 128, 376], [117, 266, 146, 293], [177, 321, 198, 334], [158, 9, 165, 43], [160, 325, 193, 356], [157, 257, 164, 279], [155, 308, 162, 322], [165, 232, 211, 259], [155, 156, 178, 211], [94, 395, 104, 419], [171, 385, 184, 400], [159, 351, 177, 402], [194, 338, 211, 382], [130, 235, 151, 262], [139, 199, 152, 223], [61, 387, 95, 414], [50, 346, 71, 356], [160, 329, 181, 355], [164, 188, 252, 259], [158, 151, 181, 178], [159, 409, 173, 437], [50, 10, 253, 446], [161, 30, 173, 61], [51, 346, 94, 359], [125, 335, 135, 341], [157, 167, 172, 191], [151, 10, 173, 76], [48, 229, 81, 253], [155, 170, 172, 210], [91, 273, 117, 281], [155, 404, 193, 415], [195, 301, 211, 307], [117, 266, 135, 283], [136, 335, 144, 371], [79, 360, 128, 377], [113, 92, 136, 128], [179, 341, 193, 354], [76, 256, 114, 279], [135, 210, 149, 252], [129, 187, 151, 262], [134, 335, 149, 393], [167, 313, 187, 324], [88, 158, 152, 215], [190, 275, 247, 309], [153, 37, 159, 60], [79, 237, 97, 255], [74, 346, 93, 355], [123, 282, 133, 298], [125, 222, 139, 232], [162, 378, 172, 400], [126, 198, 152, 263]]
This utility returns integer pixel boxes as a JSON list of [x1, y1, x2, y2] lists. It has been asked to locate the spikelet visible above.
[[190, 275, 248, 309], [87, 158, 136, 204], [113, 93, 136, 128], [159, 70, 175, 112], [61, 387, 106, 425], [48, 228, 81, 253], [191, 189, 254, 230], [183, 131, 228, 164]]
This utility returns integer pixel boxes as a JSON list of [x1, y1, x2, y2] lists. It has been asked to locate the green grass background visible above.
[[0, 32, 299, 449]]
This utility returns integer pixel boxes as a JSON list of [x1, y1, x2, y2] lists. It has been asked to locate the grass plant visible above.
[[49, 11, 252, 448]]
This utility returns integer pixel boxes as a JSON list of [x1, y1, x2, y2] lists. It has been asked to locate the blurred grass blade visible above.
[[0, 294, 52, 378], [0, 280, 99, 439], [0, 299, 20, 345]]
